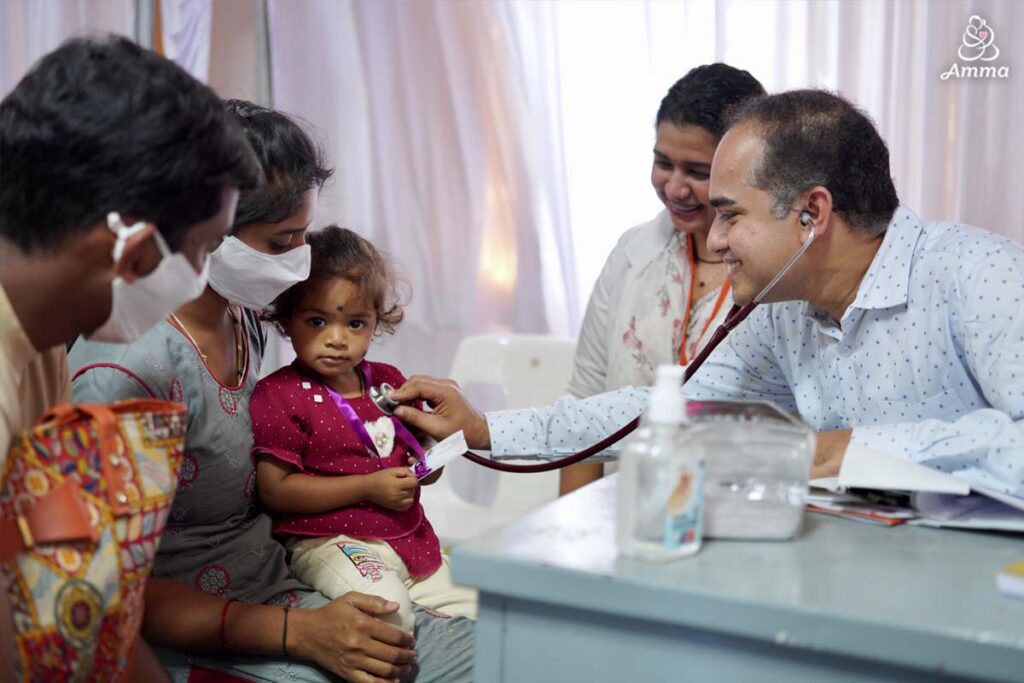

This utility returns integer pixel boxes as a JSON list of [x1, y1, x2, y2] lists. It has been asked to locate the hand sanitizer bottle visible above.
[[616, 364, 705, 561]]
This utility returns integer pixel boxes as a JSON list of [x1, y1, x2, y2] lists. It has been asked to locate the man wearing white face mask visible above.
[[0, 36, 257, 679], [0, 33, 256, 480], [89, 212, 216, 342]]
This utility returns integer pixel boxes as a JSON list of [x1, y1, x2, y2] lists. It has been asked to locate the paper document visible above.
[[808, 445, 1023, 531], [836, 444, 970, 494], [805, 490, 917, 526]]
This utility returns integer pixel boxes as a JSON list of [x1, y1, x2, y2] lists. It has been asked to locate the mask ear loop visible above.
[[107, 212, 149, 263], [107, 212, 172, 263]]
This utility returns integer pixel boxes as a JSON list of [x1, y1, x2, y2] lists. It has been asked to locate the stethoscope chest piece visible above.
[[369, 383, 400, 416]]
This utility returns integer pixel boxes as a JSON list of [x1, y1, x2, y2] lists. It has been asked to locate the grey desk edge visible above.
[[451, 476, 1024, 682]]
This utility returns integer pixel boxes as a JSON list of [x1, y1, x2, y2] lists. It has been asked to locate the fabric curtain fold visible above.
[[1, 0, 135, 95], [158, 0, 211, 82]]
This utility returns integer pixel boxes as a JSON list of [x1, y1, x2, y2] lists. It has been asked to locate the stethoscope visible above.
[[371, 213, 817, 473]]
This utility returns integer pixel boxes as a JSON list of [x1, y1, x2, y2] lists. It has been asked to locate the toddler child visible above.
[[250, 225, 477, 632]]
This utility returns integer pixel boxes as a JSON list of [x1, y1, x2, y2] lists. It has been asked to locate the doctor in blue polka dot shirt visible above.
[[392, 89, 1024, 501]]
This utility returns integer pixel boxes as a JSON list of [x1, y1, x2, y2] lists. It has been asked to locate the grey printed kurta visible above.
[[70, 311, 305, 604]]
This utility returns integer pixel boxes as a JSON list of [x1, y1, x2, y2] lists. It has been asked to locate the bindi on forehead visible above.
[[334, 302, 371, 315], [320, 280, 372, 313], [296, 274, 379, 320]]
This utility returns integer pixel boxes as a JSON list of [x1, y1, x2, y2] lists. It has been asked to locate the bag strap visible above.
[[0, 479, 97, 562], [38, 402, 132, 514], [1, 400, 179, 560], [41, 403, 118, 454]]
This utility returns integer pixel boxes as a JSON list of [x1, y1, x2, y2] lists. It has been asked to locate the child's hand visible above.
[[366, 468, 419, 511]]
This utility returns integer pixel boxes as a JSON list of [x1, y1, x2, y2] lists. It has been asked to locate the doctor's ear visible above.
[[797, 186, 833, 235]]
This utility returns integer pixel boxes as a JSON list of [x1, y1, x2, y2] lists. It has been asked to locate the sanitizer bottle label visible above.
[[663, 460, 705, 548]]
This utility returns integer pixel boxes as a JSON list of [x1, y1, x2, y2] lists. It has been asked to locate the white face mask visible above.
[[87, 213, 210, 343], [207, 236, 311, 310]]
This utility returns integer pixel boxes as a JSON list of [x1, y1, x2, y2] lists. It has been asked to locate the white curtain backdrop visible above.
[[0, 0, 212, 92], [267, 0, 1023, 380], [555, 0, 1024, 309], [158, 0, 210, 82], [267, 0, 580, 378], [0, 0, 135, 96], [2, 0, 1021, 382]]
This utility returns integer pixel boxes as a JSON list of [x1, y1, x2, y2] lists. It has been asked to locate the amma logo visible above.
[[941, 15, 1010, 80]]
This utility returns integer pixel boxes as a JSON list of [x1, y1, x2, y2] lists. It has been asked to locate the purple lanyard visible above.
[[317, 362, 425, 460]]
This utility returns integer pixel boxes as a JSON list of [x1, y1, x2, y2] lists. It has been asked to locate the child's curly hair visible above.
[[266, 225, 407, 335]]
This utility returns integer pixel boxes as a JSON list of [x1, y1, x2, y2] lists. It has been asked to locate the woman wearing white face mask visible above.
[[69, 100, 475, 683]]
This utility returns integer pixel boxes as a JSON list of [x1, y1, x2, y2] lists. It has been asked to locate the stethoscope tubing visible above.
[[454, 300, 757, 473]]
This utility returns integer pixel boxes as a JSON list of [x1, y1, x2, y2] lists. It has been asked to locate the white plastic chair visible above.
[[418, 333, 576, 547]]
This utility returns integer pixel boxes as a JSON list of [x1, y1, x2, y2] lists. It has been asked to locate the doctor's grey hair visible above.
[[725, 90, 899, 236]]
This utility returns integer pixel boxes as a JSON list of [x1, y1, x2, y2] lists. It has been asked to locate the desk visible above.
[[451, 475, 1024, 682]]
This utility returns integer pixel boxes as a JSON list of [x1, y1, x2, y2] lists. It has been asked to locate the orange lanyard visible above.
[[679, 235, 732, 366]]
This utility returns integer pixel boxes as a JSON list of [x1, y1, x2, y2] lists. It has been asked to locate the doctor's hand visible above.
[[811, 429, 852, 478], [390, 376, 491, 449]]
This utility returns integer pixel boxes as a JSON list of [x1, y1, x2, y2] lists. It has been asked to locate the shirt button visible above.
[[116, 492, 128, 504], [839, 346, 853, 357]]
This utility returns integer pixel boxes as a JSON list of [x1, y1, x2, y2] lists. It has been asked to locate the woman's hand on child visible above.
[[290, 592, 417, 683], [366, 468, 419, 511]]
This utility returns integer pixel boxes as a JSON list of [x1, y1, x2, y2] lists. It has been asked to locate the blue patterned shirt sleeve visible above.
[[486, 387, 649, 457]]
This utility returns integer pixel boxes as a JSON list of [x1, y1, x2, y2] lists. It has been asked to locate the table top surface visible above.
[[452, 474, 1024, 674]]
